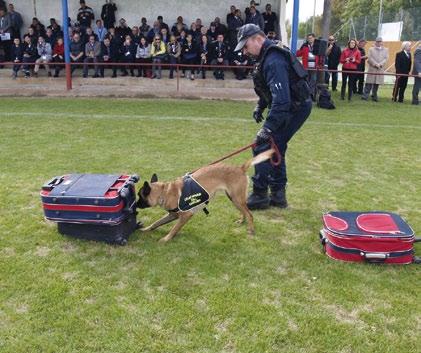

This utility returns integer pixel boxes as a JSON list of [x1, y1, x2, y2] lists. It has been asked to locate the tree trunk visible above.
[[322, 0, 332, 38]]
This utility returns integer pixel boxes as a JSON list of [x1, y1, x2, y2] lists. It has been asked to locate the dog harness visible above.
[[169, 174, 210, 214]]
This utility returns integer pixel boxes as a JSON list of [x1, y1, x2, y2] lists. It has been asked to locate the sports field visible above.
[[0, 91, 420, 353]]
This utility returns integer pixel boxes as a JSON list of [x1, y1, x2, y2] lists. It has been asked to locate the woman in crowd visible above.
[[11, 37, 24, 79], [167, 35, 181, 79], [135, 36, 151, 77], [199, 34, 209, 79], [150, 34, 166, 79], [52, 37, 64, 77], [339, 38, 361, 101], [181, 33, 198, 80], [120, 34, 137, 77]]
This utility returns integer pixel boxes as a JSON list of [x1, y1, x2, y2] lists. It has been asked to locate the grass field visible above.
[[0, 91, 420, 353]]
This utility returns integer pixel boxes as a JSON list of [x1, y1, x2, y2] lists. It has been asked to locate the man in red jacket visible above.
[[296, 33, 318, 101]]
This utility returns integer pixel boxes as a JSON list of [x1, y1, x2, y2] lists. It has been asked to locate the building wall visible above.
[[9, 0, 281, 32]]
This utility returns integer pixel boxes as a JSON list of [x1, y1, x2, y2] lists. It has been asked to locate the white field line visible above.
[[0, 111, 420, 130]]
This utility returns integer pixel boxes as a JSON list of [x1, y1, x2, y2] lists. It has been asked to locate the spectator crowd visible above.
[[0, 0, 279, 80]]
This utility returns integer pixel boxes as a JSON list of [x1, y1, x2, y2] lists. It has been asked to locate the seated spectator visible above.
[[69, 33, 85, 75], [171, 16, 187, 35], [181, 33, 198, 80], [160, 27, 170, 45], [167, 35, 180, 79], [188, 22, 201, 45], [150, 34, 166, 79], [11, 37, 23, 79], [139, 17, 150, 37], [178, 30, 187, 46], [82, 27, 98, 45], [100, 36, 118, 77], [45, 28, 56, 49], [231, 50, 249, 80], [31, 17, 46, 38], [157, 16, 169, 32], [210, 33, 228, 80], [24, 27, 38, 44], [95, 19, 107, 42], [213, 17, 227, 36], [200, 25, 208, 38], [120, 35, 136, 76], [199, 34, 209, 79], [115, 18, 131, 44], [136, 36, 151, 77], [262, 4, 278, 35], [52, 37, 64, 77], [207, 23, 219, 42], [34, 36, 52, 77], [77, 0, 94, 31], [195, 18, 203, 31], [130, 26, 141, 44], [22, 35, 37, 78], [246, 5, 264, 30], [48, 18, 62, 35], [147, 21, 161, 43], [83, 34, 101, 77]]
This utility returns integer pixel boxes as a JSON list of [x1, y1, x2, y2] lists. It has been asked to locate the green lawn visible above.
[[0, 92, 420, 353]]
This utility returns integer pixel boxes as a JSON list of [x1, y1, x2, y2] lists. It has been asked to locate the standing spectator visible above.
[[11, 37, 23, 79], [48, 18, 62, 36], [120, 35, 136, 77], [45, 28, 56, 49], [139, 17, 150, 38], [22, 34, 37, 78], [77, 0, 94, 31], [210, 33, 228, 80], [339, 39, 361, 101], [101, 0, 117, 29], [136, 36, 151, 77], [171, 16, 187, 35], [188, 22, 201, 45], [34, 36, 52, 77], [69, 33, 85, 75], [82, 27, 97, 45], [228, 9, 243, 48], [195, 19, 203, 31], [296, 33, 318, 100], [412, 43, 421, 105], [8, 4, 23, 40], [167, 35, 181, 79], [157, 16, 169, 32], [362, 37, 389, 102], [147, 21, 161, 43], [100, 36, 118, 77], [24, 27, 37, 44], [0, 7, 12, 61], [150, 35, 166, 79], [31, 17, 46, 38], [213, 17, 227, 37], [245, 0, 258, 18], [207, 23, 219, 42], [231, 50, 249, 80], [325, 35, 341, 91], [95, 19, 107, 42], [131, 26, 141, 44], [181, 33, 198, 80], [246, 5, 264, 31], [354, 39, 367, 94], [392, 41, 412, 103], [52, 37, 64, 77], [199, 34, 209, 79], [227, 5, 236, 25], [83, 34, 101, 77], [115, 18, 131, 44], [262, 4, 278, 35]]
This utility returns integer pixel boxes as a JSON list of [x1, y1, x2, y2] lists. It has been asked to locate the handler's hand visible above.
[[253, 106, 264, 123], [255, 127, 272, 145]]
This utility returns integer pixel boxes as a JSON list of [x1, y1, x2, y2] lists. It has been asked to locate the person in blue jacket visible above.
[[235, 24, 312, 209]]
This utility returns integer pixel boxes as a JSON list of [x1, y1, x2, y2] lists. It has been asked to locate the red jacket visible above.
[[340, 47, 361, 70], [53, 43, 64, 57], [296, 44, 319, 69]]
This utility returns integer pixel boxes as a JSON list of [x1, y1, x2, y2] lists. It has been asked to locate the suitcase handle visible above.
[[42, 176, 65, 191]]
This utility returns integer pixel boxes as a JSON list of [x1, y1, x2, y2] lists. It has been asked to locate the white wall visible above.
[[8, 0, 280, 31]]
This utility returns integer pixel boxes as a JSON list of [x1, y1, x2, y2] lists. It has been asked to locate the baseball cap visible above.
[[234, 24, 263, 52]]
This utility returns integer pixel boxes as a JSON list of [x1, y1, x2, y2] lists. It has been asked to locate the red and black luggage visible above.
[[41, 174, 140, 245], [320, 211, 420, 264]]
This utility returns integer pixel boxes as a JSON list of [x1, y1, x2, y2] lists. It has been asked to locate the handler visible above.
[[235, 24, 312, 209]]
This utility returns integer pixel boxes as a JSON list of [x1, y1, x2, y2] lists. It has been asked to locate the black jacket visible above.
[[327, 43, 341, 69], [395, 51, 412, 74], [11, 44, 24, 61], [101, 3, 117, 29], [210, 41, 227, 61], [100, 42, 118, 61]]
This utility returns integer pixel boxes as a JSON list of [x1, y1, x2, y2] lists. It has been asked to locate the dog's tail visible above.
[[241, 149, 275, 172]]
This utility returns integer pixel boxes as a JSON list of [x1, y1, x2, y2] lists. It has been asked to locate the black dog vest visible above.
[[170, 175, 210, 214]]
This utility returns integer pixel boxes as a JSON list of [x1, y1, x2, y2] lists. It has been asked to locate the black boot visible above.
[[270, 188, 288, 208], [247, 188, 270, 210]]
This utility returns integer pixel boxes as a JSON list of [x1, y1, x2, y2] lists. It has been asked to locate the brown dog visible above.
[[137, 149, 274, 242]]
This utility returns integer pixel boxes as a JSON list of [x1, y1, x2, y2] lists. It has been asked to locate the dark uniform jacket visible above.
[[11, 43, 24, 61], [210, 41, 227, 61], [100, 42, 118, 61], [327, 43, 341, 69], [395, 50, 412, 74], [101, 2, 117, 29]]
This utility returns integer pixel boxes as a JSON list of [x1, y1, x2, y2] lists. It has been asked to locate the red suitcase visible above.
[[320, 212, 420, 264]]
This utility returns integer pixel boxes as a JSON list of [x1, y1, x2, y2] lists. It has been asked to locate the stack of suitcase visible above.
[[41, 174, 140, 245], [320, 211, 420, 264]]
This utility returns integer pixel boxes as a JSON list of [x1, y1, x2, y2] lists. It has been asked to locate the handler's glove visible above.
[[253, 106, 264, 123], [255, 127, 272, 145]]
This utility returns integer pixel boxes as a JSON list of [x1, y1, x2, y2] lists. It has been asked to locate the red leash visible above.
[[192, 137, 281, 173]]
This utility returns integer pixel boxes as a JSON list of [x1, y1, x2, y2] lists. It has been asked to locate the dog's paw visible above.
[[235, 218, 245, 225], [158, 236, 170, 243]]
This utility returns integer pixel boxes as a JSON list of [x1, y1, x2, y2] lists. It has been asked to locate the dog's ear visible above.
[[142, 181, 151, 196], [151, 174, 158, 183]]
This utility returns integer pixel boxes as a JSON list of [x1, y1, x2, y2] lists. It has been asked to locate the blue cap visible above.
[[234, 24, 264, 52]]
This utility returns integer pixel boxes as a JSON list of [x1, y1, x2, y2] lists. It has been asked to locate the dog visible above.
[[137, 149, 274, 242]]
